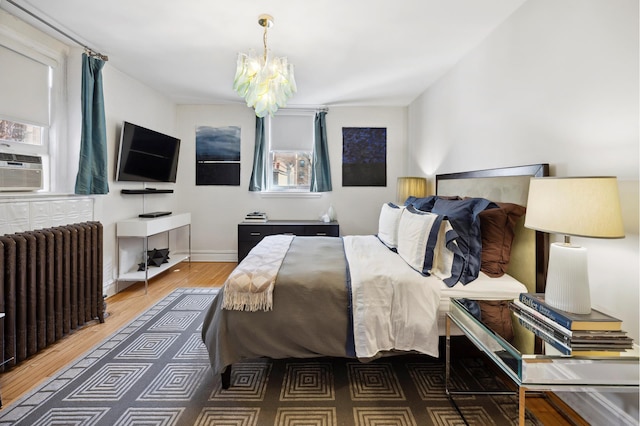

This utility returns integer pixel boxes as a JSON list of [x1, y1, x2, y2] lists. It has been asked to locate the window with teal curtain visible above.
[[311, 111, 332, 192], [250, 110, 331, 193], [248, 116, 266, 191], [75, 53, 109, 194]]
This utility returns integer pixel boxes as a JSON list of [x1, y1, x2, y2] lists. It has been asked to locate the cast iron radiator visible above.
[[0, 221, 104, 370]]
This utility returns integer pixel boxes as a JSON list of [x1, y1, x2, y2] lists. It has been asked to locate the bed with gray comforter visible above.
[[201, 236, 354, 377], [201, 233, 443, 385]]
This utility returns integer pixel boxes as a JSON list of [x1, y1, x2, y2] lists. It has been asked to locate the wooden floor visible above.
[[0, 261, 584, 424]]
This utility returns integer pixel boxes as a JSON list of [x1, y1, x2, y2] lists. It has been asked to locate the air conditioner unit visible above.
[[0, 152, 43, 191]]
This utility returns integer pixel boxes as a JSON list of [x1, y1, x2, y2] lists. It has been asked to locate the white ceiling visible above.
[[2, 0, 527, 107]]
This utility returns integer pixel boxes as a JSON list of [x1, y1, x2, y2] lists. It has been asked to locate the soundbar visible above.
[[122, 189, 174, 194], [139, 211, 172, 218]]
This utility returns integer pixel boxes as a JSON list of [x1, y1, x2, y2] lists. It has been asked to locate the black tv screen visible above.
[[116, 122, 180, 183]]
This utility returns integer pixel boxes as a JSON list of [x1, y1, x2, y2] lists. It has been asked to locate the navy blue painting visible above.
[[196, 126, 240, 161], [196, 126, 241, 185], [342, 127, 387, 186]]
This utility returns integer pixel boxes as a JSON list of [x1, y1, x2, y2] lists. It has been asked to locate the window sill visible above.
[[0, 192, 92, 200], [256, 191, 323, 199]]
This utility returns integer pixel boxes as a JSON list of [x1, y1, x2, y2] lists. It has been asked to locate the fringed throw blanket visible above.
[[222, 234, 294, 311]]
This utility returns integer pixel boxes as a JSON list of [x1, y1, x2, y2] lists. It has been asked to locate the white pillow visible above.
[[397, 206, 443, 274], [378, 202, 405, 249], [430, 219, 464, 286]]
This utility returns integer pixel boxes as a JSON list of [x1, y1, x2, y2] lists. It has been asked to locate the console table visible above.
[[117, 213, 191, 293], [238, 220, 339, 262]]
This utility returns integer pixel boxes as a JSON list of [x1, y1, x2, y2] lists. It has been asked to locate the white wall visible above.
[[175, 105, 407, 260], [407, 0, 639, 422], [90, 65, 178, 295]]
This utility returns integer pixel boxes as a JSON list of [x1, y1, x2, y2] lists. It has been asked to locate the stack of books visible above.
[[509, 293, 633, 356], [243, 211, 268, 223]]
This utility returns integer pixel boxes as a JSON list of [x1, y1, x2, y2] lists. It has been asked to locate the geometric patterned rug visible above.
[[0, 288, 541, 426]]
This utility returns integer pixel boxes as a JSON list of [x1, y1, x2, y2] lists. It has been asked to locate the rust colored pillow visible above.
[[478, 202, 526, 277]]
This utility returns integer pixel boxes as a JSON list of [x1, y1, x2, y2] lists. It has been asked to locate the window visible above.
[[266, 111, 315, 192], [271, 151, 311, 189], [0, 44, 50, 153], [0, 119, 44, 145]]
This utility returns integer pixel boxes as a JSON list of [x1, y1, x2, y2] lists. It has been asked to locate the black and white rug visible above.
[[0, 288, 541, 425]]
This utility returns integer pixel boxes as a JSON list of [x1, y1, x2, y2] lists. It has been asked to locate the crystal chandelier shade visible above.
[[233, 14, 297, 118]]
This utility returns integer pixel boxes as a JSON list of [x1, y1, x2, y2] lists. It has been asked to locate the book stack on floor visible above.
[[244, 211, 268, 223], [509, 293, 633, 356]]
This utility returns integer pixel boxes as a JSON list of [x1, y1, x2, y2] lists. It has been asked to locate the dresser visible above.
[[237, 220, 339, 262]]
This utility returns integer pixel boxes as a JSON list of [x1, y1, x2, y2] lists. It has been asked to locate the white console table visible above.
[[116, 213, 191, 293]]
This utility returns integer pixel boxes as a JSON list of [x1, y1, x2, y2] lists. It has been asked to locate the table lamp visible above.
[[397, 177, 428, 204], [524, 177, 625, 314]]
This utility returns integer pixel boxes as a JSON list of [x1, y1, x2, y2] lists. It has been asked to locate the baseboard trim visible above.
[[103, 278, 116, 298], [190, 250, 237, 263]]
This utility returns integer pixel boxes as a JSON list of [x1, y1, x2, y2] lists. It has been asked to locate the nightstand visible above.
[[446, 298, 639, 425], [237, 220, 339, 262]]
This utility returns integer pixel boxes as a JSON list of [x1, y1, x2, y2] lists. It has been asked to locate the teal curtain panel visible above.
[[248, 116, 267, 191], [311, 111, 332, 192], [75, 53, 109, 194]]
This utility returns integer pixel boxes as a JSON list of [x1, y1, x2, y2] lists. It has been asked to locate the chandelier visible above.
[[233, 14, 297, 118]]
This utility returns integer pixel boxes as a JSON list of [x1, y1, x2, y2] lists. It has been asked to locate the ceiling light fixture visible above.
[[233, 14, 296, 118]]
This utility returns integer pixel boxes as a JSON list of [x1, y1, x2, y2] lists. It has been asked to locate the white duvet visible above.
[[344, 235, 442, 358]]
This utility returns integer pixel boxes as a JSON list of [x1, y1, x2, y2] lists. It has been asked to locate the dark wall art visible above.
[[342, 127, 387, 186], [196, 125, 241, 186]]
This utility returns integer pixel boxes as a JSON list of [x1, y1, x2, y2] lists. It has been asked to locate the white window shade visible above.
[[269, 114, 314, 151], [0, 45, 50, 126]]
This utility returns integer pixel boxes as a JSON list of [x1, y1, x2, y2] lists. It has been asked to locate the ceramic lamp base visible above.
[[545, 242, 591, 314]]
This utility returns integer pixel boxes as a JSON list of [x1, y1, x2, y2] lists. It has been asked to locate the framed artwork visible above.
[[342, 127, 387, 186], [195, 125, 241, 185]]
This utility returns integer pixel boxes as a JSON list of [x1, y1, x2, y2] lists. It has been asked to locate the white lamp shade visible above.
[[396, 177, 428, 204], [524, 177, 624, 238], [525, 176, 625, 314]]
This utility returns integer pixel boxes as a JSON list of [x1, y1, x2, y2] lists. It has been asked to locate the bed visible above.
[[202, 164, 549, 387]]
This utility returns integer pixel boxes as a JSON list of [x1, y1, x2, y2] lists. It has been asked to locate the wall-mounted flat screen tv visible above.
[[115, 121, 180, 183]]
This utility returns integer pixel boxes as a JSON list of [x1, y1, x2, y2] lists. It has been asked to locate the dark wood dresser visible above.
[[237, 220, 340, 262]]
